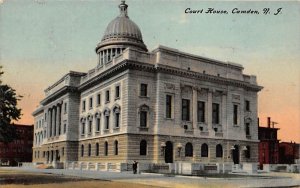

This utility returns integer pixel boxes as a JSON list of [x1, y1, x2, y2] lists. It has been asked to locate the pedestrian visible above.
[[132, 161, 138, 174]]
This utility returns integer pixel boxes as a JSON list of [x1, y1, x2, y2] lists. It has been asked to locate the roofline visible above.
[[152, 45, 244, 71], [44, 71, 86, 93]]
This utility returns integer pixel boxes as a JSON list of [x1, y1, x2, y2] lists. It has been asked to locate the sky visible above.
[[0, 0, 299, 142]]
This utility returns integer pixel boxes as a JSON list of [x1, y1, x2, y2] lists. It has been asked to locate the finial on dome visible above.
[[119, 0, 128, 17]]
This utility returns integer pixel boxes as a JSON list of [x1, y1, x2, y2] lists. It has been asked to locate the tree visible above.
[[0, 66, 22, 142]]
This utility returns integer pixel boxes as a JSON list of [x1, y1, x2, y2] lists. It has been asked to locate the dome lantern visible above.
[[95, 1, 147, 66], [119, 0, 128, 17]]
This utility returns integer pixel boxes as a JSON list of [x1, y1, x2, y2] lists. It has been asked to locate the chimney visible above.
[[268, 117, 271, 128]]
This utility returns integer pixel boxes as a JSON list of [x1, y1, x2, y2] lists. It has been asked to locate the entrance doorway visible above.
[[232, 145, 240, 164], [165, 141, 173, 163]]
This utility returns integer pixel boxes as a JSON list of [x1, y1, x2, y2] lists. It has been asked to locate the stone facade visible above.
[[32, 1, 262, 169]]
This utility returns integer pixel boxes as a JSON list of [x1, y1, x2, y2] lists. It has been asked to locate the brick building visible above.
[[0, 124, 33, 166], [32, 1, 262, 168], [279, 142, 300, 164], [258, 117, 280, 168]]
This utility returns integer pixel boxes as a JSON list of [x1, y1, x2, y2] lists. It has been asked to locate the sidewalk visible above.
[[2, 167, 300, 188]]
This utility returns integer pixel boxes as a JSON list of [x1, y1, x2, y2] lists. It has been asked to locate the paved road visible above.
[[2, 167, 300, 188]]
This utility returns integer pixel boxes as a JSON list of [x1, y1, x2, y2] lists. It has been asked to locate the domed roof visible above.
[[96, 1, 147, 52]]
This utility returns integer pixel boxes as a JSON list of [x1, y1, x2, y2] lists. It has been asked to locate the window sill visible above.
[[115, 97, 120, 101], [246, 135, 251, 139], [200, 131, 209, 136], [105, 101, 110, 104], [165, 118, 174, 120], [215, 132, 223, 137], [138, 127, 149, 131], [184, 129, 194, 134], [139, 96, 149, 99]]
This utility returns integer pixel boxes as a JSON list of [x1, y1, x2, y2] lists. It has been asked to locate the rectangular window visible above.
[[97, 94, 101, 106], [82, 100, 86, 111], [64, 103, 67, 114], [140, 111, 147, 127], [166, 95, 172, 118], [182, 99, 190, 121], [115, 113, 120, 128], [245, 100, 250, 111], [89, 120, 92, 133], [140, 84, 147, 97], [89, 97, 93, 109], [96, 118, 100, 132], [212, 103, 220, 124], [246, 123, 250, 135], [105, 116, 109, 129], [233, 104, 238, 125], [115, 86, 120, 99], [63, 124, 67, 134], [106, 90, 110, 102], [197, 101, 205, 123], [81, 122, 85, 135]]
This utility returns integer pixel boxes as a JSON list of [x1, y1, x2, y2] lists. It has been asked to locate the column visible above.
[[52, 107, 56, 137], [56, 104, 61, 136], [221, 91, 227, 132], [207, 89, 213, 131], [48, 109, 52, 137], [192, 87, 198, 129]]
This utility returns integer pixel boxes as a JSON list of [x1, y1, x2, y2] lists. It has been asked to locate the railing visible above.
[[65, 161, 125, 172]]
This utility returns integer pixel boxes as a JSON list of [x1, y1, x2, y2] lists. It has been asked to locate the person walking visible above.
[[132, 161, 138, 174]]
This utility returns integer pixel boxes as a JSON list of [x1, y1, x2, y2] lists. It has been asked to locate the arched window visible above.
[[114, 140, 118, 155], [88, 144, 91, 157], [104, 141, 108, 156], [140, 140, 147, 155], [201, 143, 208, 157], [216, 144, 223, 158], [185, 142, 193, 157], [245, 146, 251, 158], [81, 144, 84, 157], [95, 143, 99, 156]]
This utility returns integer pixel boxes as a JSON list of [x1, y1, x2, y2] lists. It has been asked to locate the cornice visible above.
[[41, 86, 79, 105], [155, 64, 262, 92], [78, 60, 262, 93], [78, 60, 155, 91]]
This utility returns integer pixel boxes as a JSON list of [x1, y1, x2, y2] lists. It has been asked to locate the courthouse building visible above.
[[32, 1, 262, 168]]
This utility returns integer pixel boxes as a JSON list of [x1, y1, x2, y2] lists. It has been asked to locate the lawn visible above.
[[0, 169, 161, 188]]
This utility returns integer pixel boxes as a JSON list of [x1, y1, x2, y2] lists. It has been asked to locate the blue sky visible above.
[[1, 0, 299, 142]]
